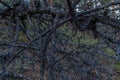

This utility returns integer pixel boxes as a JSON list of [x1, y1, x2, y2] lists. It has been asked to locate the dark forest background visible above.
[[0, 0, 120, 80]]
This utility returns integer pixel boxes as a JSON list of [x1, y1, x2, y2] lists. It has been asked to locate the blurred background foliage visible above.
[[0, 0, 120, 79]]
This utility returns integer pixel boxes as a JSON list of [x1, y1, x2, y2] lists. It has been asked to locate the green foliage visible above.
[[18, 31, 28, 42], [115, 62, 120, 72], [71, 32, 98, 45], [53, 0, 65, 7], [100, 0, 111, 4], [104, 47, 116, 56], [58, 24, 98, 46]]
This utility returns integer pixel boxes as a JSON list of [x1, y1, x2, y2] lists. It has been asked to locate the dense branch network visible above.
[[0, 0, 120, 80], [0, 0, 119, 66]]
